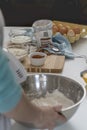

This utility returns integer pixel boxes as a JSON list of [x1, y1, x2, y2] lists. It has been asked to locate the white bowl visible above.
[[29, 52, 47, 66]]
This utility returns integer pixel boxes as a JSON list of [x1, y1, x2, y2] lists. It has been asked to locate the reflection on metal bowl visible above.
[[20, 73, 86, 128]]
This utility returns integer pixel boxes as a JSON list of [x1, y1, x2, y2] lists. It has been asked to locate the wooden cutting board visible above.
[[22, 55, 65, 73]]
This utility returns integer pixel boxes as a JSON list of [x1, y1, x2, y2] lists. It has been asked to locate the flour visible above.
[[31, 89, 74, 109]]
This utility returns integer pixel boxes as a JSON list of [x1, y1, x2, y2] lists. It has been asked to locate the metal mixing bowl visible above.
[[20, 73, 86, 128]]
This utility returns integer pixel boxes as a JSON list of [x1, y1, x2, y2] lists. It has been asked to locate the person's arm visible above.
[[0, 50, 66, 129]]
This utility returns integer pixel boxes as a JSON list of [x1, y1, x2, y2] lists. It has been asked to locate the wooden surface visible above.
[[22, 55, 65, 73]]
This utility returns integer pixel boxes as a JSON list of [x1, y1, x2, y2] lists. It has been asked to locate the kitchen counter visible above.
[[3, 27, 87, 130]]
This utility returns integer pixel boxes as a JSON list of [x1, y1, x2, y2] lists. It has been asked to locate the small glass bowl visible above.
[[9, 28, 34, 54]]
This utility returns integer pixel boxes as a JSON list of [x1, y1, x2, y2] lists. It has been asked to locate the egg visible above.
[[80, 28, 87, 38], [59, 26, 68, 35], [66, 25, 71, 31], [73, 27, 81, 34], [57, 23, 63, 28], [52, 24, 59, 34], [67, 29, 75, 37]]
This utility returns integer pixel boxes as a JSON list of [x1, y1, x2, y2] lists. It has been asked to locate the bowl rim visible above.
[[26, 73, 86, 112]]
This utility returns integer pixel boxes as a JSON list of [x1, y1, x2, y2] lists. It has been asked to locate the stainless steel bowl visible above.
[[20, 73, 86, 128]]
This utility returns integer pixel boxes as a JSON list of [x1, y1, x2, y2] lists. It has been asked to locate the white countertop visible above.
[[3, 27, 87, 130]]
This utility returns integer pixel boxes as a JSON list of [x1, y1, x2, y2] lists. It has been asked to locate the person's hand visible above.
[[34, 105, 66, 130]]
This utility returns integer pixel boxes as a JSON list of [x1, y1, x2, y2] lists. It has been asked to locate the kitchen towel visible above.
[[43, 32, 75, 59]]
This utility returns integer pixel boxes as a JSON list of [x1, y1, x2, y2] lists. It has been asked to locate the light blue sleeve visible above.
[[0, 49, 22, 113]]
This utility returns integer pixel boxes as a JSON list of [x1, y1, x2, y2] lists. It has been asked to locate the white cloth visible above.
[[0, 114, 11, 130]]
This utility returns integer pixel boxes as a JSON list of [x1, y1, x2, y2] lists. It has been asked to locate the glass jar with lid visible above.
[[32, 19, 53, 47]]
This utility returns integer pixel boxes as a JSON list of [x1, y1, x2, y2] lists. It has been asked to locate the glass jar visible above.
[[32, 19, 53, 47]]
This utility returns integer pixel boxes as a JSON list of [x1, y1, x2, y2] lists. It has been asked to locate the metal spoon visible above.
[[51, 47, 60, 52]]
